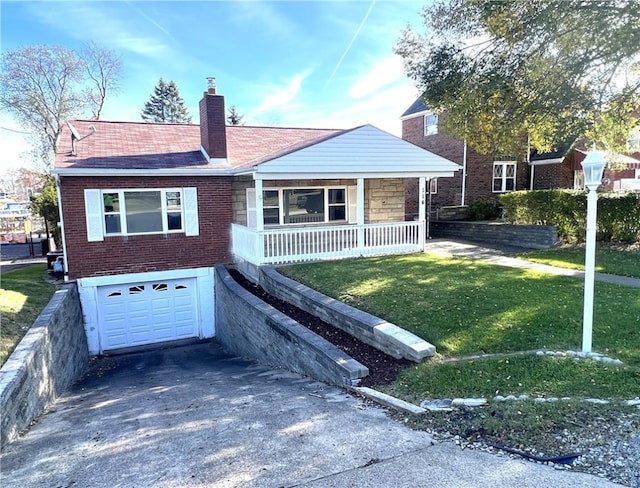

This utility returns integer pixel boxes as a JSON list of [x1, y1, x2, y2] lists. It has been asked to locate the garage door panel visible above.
[[97, 277, 199, 351]]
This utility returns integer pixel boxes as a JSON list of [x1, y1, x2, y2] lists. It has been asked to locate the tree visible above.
[[0, 44, 123, 168], [396, 1, 640, 156], [141, 79, 192, 123], [227, 106, 245, 126], [30, 174, 61, 247]]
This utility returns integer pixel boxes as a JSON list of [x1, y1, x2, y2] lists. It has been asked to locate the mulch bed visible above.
[[227, 268, 413, 386]]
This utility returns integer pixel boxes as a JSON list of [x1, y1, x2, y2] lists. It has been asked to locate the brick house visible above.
[[401, 98, 640, 219], [54, 80, 459, 355]]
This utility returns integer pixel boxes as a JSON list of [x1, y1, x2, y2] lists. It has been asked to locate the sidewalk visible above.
[[426, 239, 640, 289]]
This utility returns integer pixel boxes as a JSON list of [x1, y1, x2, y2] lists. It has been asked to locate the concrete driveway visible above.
[[0, 342, 620, 487]]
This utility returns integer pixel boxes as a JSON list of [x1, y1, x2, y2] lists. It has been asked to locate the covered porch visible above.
[[229, 125, 460, 266]]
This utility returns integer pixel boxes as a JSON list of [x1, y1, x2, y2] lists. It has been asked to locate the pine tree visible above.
[[141, 78, 192, 124], [227, 106, 245, 126]]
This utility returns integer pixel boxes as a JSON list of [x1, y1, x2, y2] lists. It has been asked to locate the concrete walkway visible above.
[[0, 343, 621, 488], [426, 239, 640, 288]]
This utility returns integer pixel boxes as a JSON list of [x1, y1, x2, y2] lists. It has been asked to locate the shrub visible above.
[[467, 199, 502, 221], [500, 190, 640, 243]]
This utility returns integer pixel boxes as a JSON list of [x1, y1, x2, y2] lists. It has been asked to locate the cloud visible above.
[[0, 121, 35, 172], [348, 55, 405, 99], [252, 73, 308, 116]]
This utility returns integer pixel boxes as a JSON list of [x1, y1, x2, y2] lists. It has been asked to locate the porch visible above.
[[231, 221, 425, 265]]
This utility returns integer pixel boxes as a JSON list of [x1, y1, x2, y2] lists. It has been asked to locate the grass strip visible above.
[[1, 264, 55, 365]]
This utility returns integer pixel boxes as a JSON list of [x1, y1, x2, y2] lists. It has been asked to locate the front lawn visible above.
[[282, 253, 640, 365], [1, 265, 55, 365], [281, 253, 640, 458], [517, 245, 640, 278]]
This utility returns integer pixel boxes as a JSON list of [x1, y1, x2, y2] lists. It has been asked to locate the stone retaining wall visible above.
[[214, 265, 368, 386], [0, 284, 88, 447], [258, 266, 435, 362], [430, 221, 559, 249]]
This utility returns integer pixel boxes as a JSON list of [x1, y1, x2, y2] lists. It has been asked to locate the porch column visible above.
[[357, 178, 365, 250], [255, 178, 265, 262], [418, 177, 426, 245]]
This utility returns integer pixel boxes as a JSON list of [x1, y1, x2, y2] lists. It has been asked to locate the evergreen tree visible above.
[[141, 78, 192, 123], [227, 106, 245, 126]]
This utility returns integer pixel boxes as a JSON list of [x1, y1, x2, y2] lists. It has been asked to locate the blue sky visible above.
[[1, 0, 429, 171]]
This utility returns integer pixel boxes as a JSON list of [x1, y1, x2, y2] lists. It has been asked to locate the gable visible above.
[[251, 125, 460, 179]]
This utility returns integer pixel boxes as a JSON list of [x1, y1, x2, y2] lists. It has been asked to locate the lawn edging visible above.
[[0, 284, 89, 448], [260, 265, 435, 362]]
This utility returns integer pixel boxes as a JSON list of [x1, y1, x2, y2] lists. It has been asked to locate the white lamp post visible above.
[[580, 150, 606, 353]]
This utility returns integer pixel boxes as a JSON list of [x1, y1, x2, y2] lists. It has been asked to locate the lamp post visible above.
[[580, 150, 606, 353]]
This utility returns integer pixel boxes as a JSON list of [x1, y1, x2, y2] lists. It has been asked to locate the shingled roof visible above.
[[54, 120, 343, 171]]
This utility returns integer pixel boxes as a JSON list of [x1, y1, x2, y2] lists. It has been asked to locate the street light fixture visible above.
[[580, 149, 606, 353]]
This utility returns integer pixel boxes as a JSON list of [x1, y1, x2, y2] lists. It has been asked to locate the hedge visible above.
[[499, 190, 640, 243]]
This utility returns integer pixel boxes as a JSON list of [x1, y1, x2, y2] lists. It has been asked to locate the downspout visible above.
[[461, 138, 468, 206], [54, 174, 69, 282], [528, 134, 534, 191]]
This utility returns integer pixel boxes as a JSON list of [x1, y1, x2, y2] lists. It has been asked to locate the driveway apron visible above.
[[0, 342, 620, 487]]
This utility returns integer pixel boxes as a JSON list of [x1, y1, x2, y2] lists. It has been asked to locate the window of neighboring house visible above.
[[102, 189, 183, 236], [628, 127, 640, 151], [263, 187, 347, 225], [635, 168, 640, 179], [574, 170, 585, 190], [492, 161, 517, 192], [424, 113, 438, 136], [428, 178, 437, 194]]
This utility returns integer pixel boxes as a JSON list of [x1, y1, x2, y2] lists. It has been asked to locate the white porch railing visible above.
[[231, 221, 425, 265]]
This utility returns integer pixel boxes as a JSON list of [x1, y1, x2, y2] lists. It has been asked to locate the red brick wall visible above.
[[199, 93, 227, 159], [532, 162, 573, 190], [402, 116, 528, 217], [59, 176, 233, 280]]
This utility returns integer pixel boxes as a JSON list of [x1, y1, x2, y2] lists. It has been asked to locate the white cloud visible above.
[[348, 55, 405, 99], [0, 120, 35, 173], [252, 73, 308, 116]]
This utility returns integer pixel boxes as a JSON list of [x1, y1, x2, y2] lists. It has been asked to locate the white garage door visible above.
[[97, 278, 199, 351]]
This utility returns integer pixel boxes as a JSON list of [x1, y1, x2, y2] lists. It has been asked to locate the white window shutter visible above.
[[347, 186, 357, 224], [84, 189, 104, 242], [246, 188, 256, 229], [183, 187, 199, 236]]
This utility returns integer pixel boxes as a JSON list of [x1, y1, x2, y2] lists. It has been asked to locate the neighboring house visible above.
[[401, 98, 640, 218], [54, 80, 460, 355]]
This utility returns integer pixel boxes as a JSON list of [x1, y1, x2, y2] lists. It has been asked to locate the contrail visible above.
[[124, 0, 174, 39], [324, 0, 376, 89]]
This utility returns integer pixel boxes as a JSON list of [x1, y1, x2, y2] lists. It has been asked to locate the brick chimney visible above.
[[199, 77, 227, 163]]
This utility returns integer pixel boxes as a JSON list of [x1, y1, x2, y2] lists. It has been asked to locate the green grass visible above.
[[282, 253, 640, 365], [517, 246, 640, 278], [1, 265, 56, 365], [282, 252, 640, 456]]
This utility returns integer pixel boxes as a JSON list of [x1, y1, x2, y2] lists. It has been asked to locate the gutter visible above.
[[54, 174, 69, 282]]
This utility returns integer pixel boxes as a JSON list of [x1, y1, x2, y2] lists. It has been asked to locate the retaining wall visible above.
[[258, 266, 435, 362], [214, 265, 368, 386], [0, 284, 88, 447], [430, 221, 559, 249]]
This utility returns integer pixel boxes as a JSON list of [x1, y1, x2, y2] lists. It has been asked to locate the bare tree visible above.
[[0, 44, 123, 168]]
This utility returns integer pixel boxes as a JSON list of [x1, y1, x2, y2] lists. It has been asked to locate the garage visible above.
[[97, 278, 199, 351], [78, 268, 215, 354]]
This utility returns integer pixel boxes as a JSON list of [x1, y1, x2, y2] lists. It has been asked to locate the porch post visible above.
[[418, 177, 426, 246], [255, 178, 265, 262], [357, 178, 365, 249]]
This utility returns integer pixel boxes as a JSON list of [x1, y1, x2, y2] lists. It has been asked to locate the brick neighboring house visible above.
[[401, 98, 640, 218], [54, 80, 459, 355]]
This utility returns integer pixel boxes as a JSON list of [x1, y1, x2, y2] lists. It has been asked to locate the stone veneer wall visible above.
[[430, 221, 559, 249], [0, 284, 88, 447], [214, 265, 368, 386], [365, 178, 405, 223]]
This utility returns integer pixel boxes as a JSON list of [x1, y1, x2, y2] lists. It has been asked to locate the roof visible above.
[[530, 140, 577, 163], [55, 120, 342, 172], [400, 98, 430, 118], [54, 119, 460, 179]]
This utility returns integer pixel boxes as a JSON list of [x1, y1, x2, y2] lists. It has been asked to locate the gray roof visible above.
[[401, 98, 429, 117]]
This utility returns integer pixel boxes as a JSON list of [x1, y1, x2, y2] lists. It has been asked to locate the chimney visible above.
[[199, 77, 227, 163]]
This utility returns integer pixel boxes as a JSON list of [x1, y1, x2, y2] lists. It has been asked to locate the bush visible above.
[[500, 190, 640, 243], [467, 199, 502, 221]]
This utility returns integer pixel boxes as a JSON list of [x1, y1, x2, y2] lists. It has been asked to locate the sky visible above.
[[0, 0, 430, 172]]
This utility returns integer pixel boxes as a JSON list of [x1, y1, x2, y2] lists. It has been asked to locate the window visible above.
[[101, 189, 184, 236], [492, 162, 517, 192], [428, 179, 437, 194], [574, 170, 585, 190], [262, 187, 347, 226], [424, 113, 438, 136]]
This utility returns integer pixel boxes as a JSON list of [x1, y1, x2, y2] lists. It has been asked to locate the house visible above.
[[401, 98, 640, 218], [53, 80, 460, 355]]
